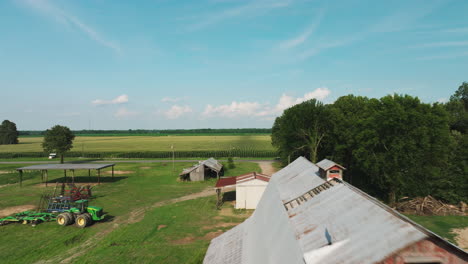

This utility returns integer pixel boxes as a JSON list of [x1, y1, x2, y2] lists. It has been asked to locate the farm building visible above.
[[215, 172, 270, 209], [204, 157, 468, 264], [316, 158, 345, 180], [179, 158, 223, 181]]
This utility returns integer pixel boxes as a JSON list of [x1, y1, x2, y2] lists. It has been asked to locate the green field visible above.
[[0, 161, 259, 263], [0, 135, 274, 153]]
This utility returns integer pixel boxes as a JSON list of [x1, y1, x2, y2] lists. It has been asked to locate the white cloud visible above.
[[202, 101, 262, 118], [92, 94, 129, 106], [437, 98, 447, 103], [274, 87, 331, 113], [114, 107, 138, 118], [202, 87, 331, 119], [165, 105, 193, 119], [18, 0, 121, 53]]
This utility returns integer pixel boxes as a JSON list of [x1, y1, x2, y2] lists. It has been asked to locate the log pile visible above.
[[396, 196, 467, 216]]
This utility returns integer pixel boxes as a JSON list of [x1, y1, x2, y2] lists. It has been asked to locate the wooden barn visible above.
[[179, 158, 223, 181], [205, 157, 468, 264]]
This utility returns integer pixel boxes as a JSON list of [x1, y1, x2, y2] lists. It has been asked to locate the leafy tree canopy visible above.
[[42, 125, 75, 164], [0, 120, 19, 145]]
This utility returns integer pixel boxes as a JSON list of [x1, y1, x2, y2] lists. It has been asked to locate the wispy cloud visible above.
[[371, 0, 446, 33], [416, 51, 468, 61], [187, 0, 293, 30], [114, 107, 138, 119], [165, 105, 193, 119], [278, 9, 324, 50], [18, 0, 121, 53], [415, 41, 468, 48], [442, 27, 468, 34], [92, 94, 129, 106], [161, 96, 188, 103]]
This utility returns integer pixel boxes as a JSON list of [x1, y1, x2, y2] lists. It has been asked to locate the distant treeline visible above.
[[19, 128, 272, 136]]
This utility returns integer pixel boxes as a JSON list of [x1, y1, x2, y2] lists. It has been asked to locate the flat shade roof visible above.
[[17, 163, 115, 171]]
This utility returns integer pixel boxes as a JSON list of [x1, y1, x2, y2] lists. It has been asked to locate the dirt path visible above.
[[0, 205, 36, 218], [257, 161, 277, 176], [452, 227, 468, 250], [37, 187, 216, 264]]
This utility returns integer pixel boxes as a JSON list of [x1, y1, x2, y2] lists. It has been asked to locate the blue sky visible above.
[[1, 0, 467, 130]]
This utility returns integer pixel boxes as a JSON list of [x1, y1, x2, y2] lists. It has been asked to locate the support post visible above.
[[41, 170, 44, 183], [19, 170, 23, 187], [45, 170, 48, 187], [98, 169, 101, 185], [216, 188, 222, 210], [64, 170, 67, 183], [112, 166, 114, 179], [88, 169, 91, 182]]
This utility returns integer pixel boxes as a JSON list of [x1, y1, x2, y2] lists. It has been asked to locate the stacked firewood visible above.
[[396, 196, 467, 216]]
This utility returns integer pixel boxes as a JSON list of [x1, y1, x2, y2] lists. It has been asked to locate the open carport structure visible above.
[[16, 163, 115, 187]]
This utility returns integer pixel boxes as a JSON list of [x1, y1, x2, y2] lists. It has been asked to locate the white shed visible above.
[[235, 172, 270, 209]]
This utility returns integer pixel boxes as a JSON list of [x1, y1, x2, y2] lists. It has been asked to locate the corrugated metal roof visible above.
[[204, 157, 467, 264], [17, 163, 115, 170], [180, 158, 223, 176], [315, 159, 345, 171]]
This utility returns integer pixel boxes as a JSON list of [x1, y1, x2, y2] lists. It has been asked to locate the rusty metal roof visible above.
[[204, 157, 467, 264], [215, 177, 237, 188], [315, 159, 345, 171]]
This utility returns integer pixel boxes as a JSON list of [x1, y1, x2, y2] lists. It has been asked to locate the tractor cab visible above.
[[72, 199, 88, 214]]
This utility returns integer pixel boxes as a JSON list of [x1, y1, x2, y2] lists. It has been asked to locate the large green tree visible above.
[[0, 120, 19, 145], [272, 99, 332, 163], [42, 125, 75, 164]]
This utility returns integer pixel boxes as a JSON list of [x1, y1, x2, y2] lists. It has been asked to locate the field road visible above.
[[0, 159, 276, 165]]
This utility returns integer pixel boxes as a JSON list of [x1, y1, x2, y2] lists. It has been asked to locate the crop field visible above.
[[0, 135, 274, 153], [0, 161, 259, 263]]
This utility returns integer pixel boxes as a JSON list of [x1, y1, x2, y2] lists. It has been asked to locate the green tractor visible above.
[[56, 200, 105, 228]]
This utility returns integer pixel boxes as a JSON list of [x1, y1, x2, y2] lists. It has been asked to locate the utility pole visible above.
[[171, 144, 175, 174]]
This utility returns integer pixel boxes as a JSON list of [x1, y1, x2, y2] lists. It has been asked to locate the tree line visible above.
[[272, 82, 468, 205], [19, 128, 272, 136]]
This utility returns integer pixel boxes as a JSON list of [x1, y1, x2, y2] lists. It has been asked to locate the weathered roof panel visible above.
[[288, 183, 426, 264]]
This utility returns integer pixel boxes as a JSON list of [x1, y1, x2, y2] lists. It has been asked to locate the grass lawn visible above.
[[0, 161, 259, 264], [406, 215, 468, 244], [0, 135, 274, 153]]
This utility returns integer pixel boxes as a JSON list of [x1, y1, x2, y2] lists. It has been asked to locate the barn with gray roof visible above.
[[204, 157, 468, 264]]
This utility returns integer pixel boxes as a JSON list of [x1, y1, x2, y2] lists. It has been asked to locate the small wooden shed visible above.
[[316, 159, 346, 180], [215, 172, 270, 209], [179, 158, 223, 181]]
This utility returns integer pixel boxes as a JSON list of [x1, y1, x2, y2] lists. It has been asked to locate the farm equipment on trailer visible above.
[[0, 184, 104, 228]]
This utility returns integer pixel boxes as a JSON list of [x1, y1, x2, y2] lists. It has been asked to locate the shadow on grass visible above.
[[65, 159, 103, 164], [45, 176, 127, 184]]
